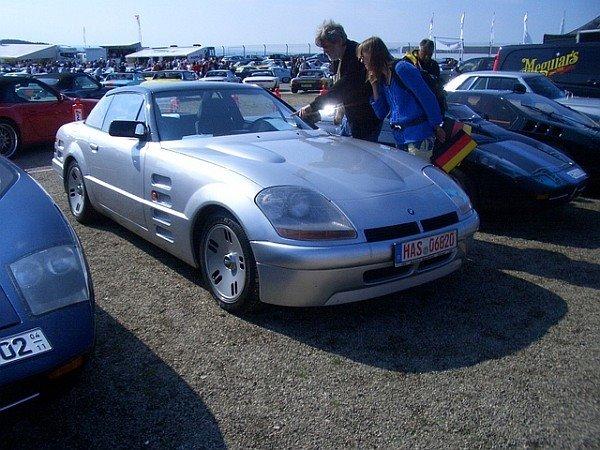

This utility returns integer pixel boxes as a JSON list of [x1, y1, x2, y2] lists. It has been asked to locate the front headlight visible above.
[[10, 245, 90, 315], [423, 166, 472, 215], [256, 186, 357, 240]]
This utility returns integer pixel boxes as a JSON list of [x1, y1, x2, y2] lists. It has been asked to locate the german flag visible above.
[[433, 118, 477, 173]]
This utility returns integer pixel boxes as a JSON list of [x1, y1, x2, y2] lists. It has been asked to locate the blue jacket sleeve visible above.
[[395, 62, 442, 128], [370, 91, 390, 121]]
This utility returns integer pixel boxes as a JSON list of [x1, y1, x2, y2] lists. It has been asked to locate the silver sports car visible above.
[[52, 82, 479, 312]]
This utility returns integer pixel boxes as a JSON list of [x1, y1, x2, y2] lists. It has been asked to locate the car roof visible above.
[[110, 81, 260, 94], [458, 70, 542, 78]]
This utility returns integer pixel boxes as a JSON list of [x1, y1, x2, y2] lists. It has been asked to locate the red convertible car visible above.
[[0, 77, 97, 158]]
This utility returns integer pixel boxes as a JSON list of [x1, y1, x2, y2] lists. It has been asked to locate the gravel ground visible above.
[[3, 127, 599, 448]]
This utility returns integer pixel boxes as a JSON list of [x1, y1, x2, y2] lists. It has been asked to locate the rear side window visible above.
[[74, 75, 99, 89], [486, 77, 519, 91], [85, 95, 113, 129], [101, 93, 144, 132]]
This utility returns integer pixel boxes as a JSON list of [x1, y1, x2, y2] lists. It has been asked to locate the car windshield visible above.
[[106, 73, 133, 80], [155, 72, 182, 80], [526, 76, 566, 100], [153, 88, 313, 140], [508, 94, 599, 129], [299, 71, 323, 77], [207, 71, 227, 77], [446, 103, 482, 121]]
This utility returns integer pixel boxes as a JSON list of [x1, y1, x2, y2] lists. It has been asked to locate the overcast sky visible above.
[[1, 0, 597, 48]]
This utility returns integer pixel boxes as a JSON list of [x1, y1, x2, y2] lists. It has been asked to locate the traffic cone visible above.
[[273, 86, 281, 98]]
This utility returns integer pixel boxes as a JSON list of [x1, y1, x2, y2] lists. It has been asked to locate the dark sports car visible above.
[[290, 70, 332, 93], [318, 103, 588, 208], [0, 157, 95, 412], [35, 72, 111, 100], [447, 90, 600, 190]]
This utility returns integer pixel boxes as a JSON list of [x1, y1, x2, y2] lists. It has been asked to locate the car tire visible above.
[[66, 160, 98, 224], [0, 120, 20, 159], [199, 212, 261, 314], [291, 86, 298, 93]]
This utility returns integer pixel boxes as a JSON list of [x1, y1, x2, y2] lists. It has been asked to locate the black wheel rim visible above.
[[0, 124, 18, 158]]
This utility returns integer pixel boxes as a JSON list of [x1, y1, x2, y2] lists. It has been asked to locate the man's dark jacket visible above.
[[309, 40, 381, 139]]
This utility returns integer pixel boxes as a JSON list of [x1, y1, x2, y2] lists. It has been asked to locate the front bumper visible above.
[[251, 211, 479, 306]]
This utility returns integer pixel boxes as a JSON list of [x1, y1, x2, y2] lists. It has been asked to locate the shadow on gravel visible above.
[[245, 239, 568, 373], [2, 308, 225, 449], [480, 200, 600, 250], [12, 143, 54, 171]]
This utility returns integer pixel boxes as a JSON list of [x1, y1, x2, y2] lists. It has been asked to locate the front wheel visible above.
[[199, 213, 260, 313], [0, 121, 20, 158], [66, 161, 98, 224]]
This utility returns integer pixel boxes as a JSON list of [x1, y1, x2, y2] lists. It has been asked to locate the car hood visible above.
[[201, 77, 227, 81], [556, 96, 600, 121], [244, 76, 277, 82], [162, 130, 433, 200]]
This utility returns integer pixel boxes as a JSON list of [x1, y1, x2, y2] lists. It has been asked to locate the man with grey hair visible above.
[[297, 20, 381, 142]]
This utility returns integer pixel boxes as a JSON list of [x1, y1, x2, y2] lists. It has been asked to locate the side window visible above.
[[487, 77, 517, 90], [136, 100, 147, 123], [13, 81, 59, 102], [74, 75, 99, 89], [101, 93, 145, 132], [85, 94, 113, 129], [470, 77, 489, 90], [456, 77, 477, 90]]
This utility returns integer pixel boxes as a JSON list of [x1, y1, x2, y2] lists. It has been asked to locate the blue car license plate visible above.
[[394, 230, 457, 266], [0, 328, 52, 367]]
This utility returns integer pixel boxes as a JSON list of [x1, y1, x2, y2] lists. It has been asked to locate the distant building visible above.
[[125, 45, 215, 64], [0, 43, 58, 62]]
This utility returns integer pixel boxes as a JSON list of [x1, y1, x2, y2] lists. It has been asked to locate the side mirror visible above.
[[108, 120, 147, 139], [513, 83, 527, 94]]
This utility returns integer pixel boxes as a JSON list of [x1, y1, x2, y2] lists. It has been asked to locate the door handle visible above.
[[90, 143, 99, 152]]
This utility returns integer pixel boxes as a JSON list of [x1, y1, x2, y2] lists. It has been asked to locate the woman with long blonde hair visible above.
[[357, 37, 445, 159]]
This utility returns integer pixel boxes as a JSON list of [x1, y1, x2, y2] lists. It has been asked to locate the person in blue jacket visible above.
[[357, 37, 446, 160]]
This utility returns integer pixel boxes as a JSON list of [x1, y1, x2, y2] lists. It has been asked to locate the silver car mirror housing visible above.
[[108, 120, 148, 139]]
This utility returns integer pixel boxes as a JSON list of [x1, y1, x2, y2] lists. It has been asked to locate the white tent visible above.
[[0, 43, 58, 62], [126, 46, 208, 62]]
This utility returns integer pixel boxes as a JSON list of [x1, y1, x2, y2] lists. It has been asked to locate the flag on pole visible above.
[[459, 12, 465, 41], [522, 12, 533, 44], [490, 13, 495, 45], [429, 13, 434, 40], [559, 10, 566, 34], [134, 14, 142, 45]]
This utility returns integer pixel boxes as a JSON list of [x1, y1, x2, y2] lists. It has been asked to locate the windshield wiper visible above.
[[521, 104, 598, 130]]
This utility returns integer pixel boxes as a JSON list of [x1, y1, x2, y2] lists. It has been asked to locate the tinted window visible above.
[[487, 77, 519, 91], [36, 76, 60, 86], [470, 77, 488, 90], [458, 59, 480, 72], [183, 72, 196, 80], [456, 77, 476, 90], [12, 81, 58, 102], [469, 95, 518, 126], [101, 93, 144, 132], [74, 75, 99, 89], [85, 94, 113, 129], [526, 76, 565, 99]]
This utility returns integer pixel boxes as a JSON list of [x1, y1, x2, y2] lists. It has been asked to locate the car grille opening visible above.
[[417, 252, 454, 271], [421, 212, 459, 232], [364, 222, 420, 243], [363, 264, 412, 284]]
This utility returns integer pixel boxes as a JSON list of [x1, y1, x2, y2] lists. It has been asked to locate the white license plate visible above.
[[567, 168, 586, 179], [0, 328, 52, 367], [394, 230, 457, 266], [301, 83, 313, 87]]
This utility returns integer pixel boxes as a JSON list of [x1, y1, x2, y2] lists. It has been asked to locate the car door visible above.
[[85, 92, 148, 227]]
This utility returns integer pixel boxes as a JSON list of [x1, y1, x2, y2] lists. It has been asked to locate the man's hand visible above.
[[297, 104, 314, 120]]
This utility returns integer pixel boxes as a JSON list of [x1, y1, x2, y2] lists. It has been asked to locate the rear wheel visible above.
[[66, 160, 98, 224], [0, 121, 20, 158], [199, 213, 260, 313]]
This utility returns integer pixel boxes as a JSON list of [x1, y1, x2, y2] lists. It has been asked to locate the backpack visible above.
[[391, 59, 447, 115]]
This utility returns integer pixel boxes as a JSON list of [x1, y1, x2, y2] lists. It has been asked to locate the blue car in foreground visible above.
[[0, 157, 94, 412]]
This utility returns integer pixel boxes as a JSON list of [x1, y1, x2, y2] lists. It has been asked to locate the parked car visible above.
[[317, 103, 588, 208], [242, 70, 279, 89], [0, 77, 96, 158], [235, 65, 262, 80], [52, 82, 478, 312], [269, 67, 292, 84], [444, 71, 600, 122], [0, 156, 95, 412], [446, 89, 600, 189], [200, 70, 240, 83], [35, 73, 111, 100], [455, 57, 495, 74], [492, 42, 600, 98], [101, 72, 146, 89], [148, 70, 198, 82], [291, 70, 332, 93]]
